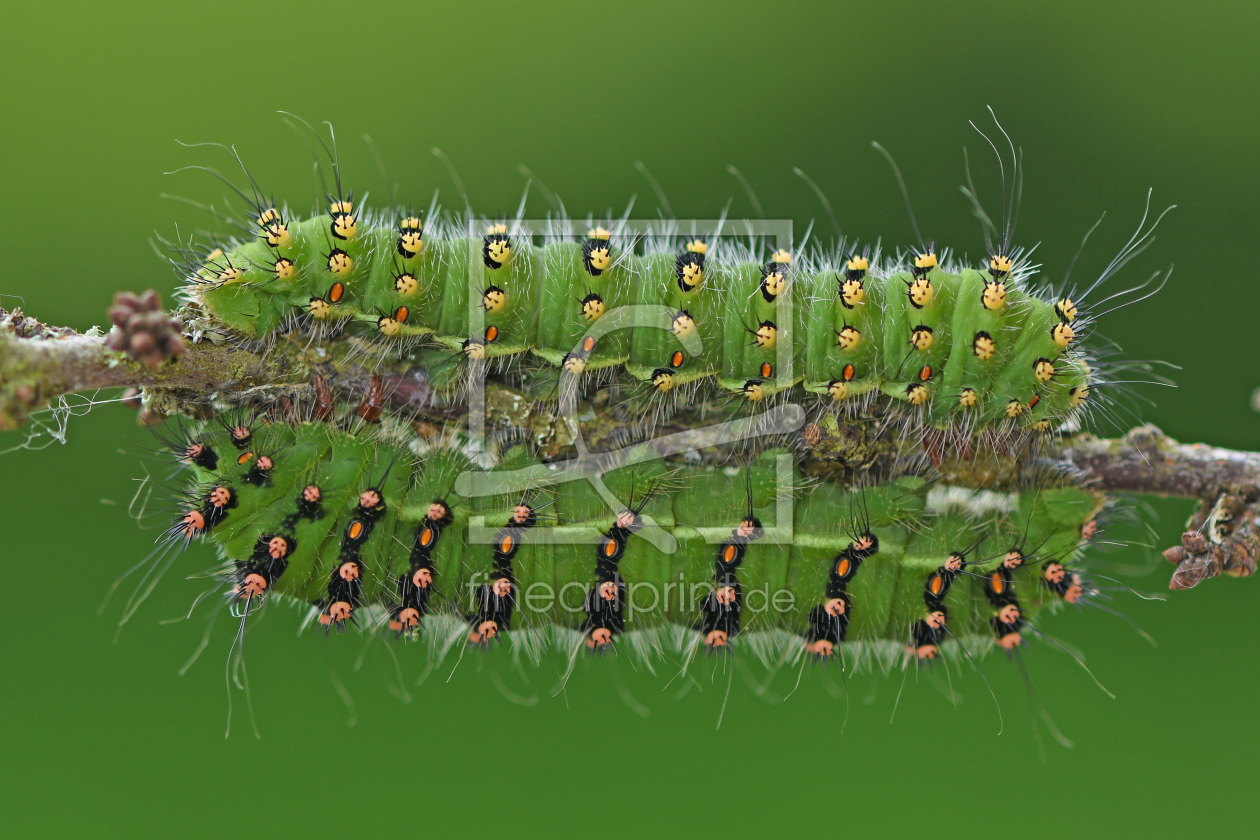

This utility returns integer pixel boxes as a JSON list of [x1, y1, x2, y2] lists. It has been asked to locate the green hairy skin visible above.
[[171, 413, 1102, 658], [193, 208, 1087, 432]]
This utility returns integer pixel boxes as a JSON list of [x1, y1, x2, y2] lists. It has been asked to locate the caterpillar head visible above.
[[704, 629, 729, 649]]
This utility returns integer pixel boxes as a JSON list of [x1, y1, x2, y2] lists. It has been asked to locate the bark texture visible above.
[[4, 305, 1257, 590]]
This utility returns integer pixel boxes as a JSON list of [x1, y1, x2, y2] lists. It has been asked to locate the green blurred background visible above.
[[3, 1, 1258, 836]]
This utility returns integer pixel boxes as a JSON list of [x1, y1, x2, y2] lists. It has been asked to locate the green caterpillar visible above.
[[187, 195, 1094, 434], [119, 124, 1163, 705], [160, 410, 1103, 662]]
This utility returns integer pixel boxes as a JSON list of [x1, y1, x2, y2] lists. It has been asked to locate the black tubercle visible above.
[[699, 580, 742, 640], [189, 444, 218, 470], [280, 490, 324, 531], [236, 533, 294, 593], [923, 566, 958, 612], [984, 567, 1017, 607], [807, 601, 850, 647], [582, 509, 649, 646], [700, 516, 764, 645], [199, 486, 236, 531], [242, 457, 274, 487], [582, 579, 626, 642], [807, 531, 878, 650], [468, 507, 537, 639], [984, 567, 1024, 641], [912, 606, 948, 648], [470, 574, 516, 638]]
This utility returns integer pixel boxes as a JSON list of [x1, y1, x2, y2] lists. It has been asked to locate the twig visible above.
[[3, 307, 1257, 589], [0, 307, 285, 431]]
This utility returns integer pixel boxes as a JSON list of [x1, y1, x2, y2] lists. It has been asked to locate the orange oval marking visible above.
[[836, 557, 850, 577], [328, 282, 345, 303], [394, 306, 409, 323], [420, 528, 434, 547], [723, 544, 737, 563], [348, 521, 364, 540], [843, 363, 855, 381], [670, 351, 684, 368], [237, 451, 255, 466], [582, 335, 596, 352], [500, 535, 514, 553], [760, 362, 773, 378], [485, 325, 499, 342], [990, 572, 1005, 594], [604, 539, 618, 557], [919, 365, 933, 382], [930, 575, 943, 595], [1029, 394, 1041, 408]]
